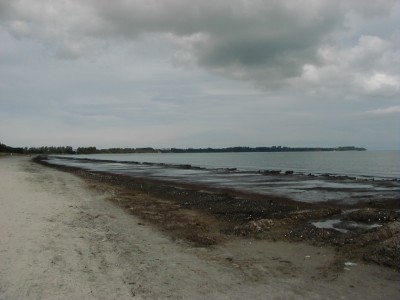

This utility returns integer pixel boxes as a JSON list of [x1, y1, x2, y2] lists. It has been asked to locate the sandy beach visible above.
[[0, 156, 399, 299]]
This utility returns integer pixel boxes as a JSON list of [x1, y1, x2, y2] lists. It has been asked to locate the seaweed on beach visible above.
[[33, 155, 400, 270]]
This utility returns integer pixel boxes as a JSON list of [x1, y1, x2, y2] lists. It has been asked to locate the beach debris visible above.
[[234, 219, 277, 235], [33, 155, 400, 272], [310, 207, 397, 234], [343, 208, 398, 223], [361, 222, 400, 270], [289, 208, 342, 221], [358, 221, 400, 245], [234, 208, 343, 236], [344, 262, 357, 267]]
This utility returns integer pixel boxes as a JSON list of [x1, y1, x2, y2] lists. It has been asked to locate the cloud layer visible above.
[[0, 0, 399, 149], [2, 1, 398, 87]]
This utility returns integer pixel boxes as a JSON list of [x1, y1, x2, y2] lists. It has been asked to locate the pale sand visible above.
[[0, 156, 399, 299]]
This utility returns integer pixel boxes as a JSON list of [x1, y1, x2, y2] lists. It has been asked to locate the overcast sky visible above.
[[1, 0, 399, 150]]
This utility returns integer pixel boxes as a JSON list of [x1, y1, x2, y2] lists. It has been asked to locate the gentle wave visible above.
[[47, 154, 400, 204], [57, 151, 400, 179]]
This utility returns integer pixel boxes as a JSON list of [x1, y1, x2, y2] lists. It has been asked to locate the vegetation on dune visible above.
[[0, 142, 24, 154]]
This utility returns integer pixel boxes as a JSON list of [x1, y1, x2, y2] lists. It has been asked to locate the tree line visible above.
[[0, 143, 75, 154], [163, 146, 366, 153], [0, 142, 157, 154], [1, 142, 366, 155]]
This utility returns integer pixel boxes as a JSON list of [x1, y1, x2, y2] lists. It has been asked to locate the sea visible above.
[[48, 151, 400, 204]]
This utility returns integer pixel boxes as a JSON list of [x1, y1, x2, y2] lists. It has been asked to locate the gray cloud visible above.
[[0, 0, 399, 149], [2, 0, 398, 87], [79, 0, 399, 91], [86, 0, 342, 84]]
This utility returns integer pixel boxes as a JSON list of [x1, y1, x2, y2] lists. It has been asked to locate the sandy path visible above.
[[0, 156, 398, 299]]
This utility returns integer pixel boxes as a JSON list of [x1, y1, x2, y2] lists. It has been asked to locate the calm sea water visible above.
[[50, 151, 400, 204], [62, 151, 400, 179]]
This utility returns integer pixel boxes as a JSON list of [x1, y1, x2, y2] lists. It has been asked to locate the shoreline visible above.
[[49, 154, 400, 182], [1, 155, 399, 299], [34, 155, 400, 270], [44, 155, 400, 205]]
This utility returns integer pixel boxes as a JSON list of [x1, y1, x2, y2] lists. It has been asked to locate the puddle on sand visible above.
[[312, 219, 347, 233], [311, 219, 382, 233]]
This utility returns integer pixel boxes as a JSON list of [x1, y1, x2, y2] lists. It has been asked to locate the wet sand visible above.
[[0, 156, 399, 299]]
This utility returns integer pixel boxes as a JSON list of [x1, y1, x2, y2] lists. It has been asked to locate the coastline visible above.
[[46, 153, 400, 205], [1, 156, 399, 299], [35, 155, 400, 268]]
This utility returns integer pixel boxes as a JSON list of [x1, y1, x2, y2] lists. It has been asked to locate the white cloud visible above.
[[292, 33, 400, 98], [355, 73, 400, 96], [364, 106, 400, 115]]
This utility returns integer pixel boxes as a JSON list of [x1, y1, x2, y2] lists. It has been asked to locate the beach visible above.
[[0, 156, 399, 299]]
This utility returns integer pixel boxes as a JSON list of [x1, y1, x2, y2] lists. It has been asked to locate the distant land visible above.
[[1, 142, 366, 155], [163, 146, 366, 153]]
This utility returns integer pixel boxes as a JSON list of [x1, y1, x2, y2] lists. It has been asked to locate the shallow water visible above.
[[311, 219, 382, 233], [47, 153, 400, 204], [64, 151, 400, 179]]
